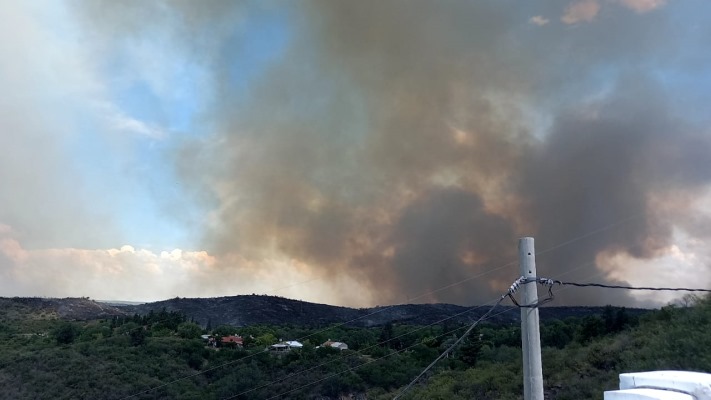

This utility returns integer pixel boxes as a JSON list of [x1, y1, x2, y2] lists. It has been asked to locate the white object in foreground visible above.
[[604, 371, 711, 400], [604, 388, 693, 400]]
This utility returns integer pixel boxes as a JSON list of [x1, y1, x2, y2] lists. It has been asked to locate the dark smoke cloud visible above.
[[384, 188, 516, 303], [199, 1, 711, 306], [75, 1, 711, 306], [522, 74, 711, 304]]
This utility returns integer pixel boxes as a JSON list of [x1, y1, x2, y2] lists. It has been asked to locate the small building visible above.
[[321, 340, 349, 351], [221, 335, 244, 347], [201, 334, 244, 348], [270, 340, 303, 352]]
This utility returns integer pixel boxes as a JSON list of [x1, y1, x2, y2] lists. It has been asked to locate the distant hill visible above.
[[0, 297, 126, 321], [0, 295, 652, 327], [95, 300, 147, 306], [118, 294, 652, 328]]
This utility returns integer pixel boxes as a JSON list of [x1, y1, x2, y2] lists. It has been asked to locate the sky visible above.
[[1, 0, 711, 307]]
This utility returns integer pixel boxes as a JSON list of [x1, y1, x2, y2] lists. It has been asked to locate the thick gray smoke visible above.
[[522, 75, 711, 304], [75, 0, 711, 306]]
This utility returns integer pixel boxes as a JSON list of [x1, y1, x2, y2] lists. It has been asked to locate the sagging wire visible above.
[[506, 276, 556, 309], [508, 276, 711, 310], [393, 276, 528, 400]]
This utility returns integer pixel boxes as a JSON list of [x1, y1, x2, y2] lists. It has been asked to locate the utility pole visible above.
[[519, 237, 544, 400]]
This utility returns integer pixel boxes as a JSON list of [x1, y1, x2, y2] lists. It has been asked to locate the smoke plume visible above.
[[68, 0, 711, 306]]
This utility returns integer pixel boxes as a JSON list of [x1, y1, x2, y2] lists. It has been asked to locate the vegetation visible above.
[[0, 296, 709, 399]]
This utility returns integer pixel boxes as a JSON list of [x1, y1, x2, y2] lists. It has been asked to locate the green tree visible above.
[[130, 328, 146, 346], [117, 321, 141, 336], [458, 334, 483, 367], [613, 308, 631, 332], [577, 315, 605, 343], [212, 324, 237, 337], [79, 324, 111, 341], [255, 333, 277, 347], [379, 322, 394, 348], [54, 322, 80, 345], [177, 322, 203, 339], [541, 319, 573, 349]]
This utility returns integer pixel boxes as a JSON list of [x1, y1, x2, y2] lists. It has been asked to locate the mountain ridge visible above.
[[117, 294, 652, 328], [1, 295, 652, 327]]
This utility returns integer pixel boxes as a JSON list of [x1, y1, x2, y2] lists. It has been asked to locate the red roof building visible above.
[[221, 335, 244, 346]]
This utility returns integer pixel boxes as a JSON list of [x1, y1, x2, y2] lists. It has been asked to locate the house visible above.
[[269, 340, 303, 352], [200, 334, 244, 348], [221, 335, 244, 347], [321, 340, 349, 351]]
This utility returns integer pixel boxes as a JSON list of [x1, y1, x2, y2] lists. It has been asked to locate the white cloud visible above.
[[596, 229, 711, 306], [560, 0, 665, 25], [98, 102, 167, 139], [617, 0, 667, 13], [562, 0, 601, 24], [529, 16, 550, 26], [0, 226, 375, 306]]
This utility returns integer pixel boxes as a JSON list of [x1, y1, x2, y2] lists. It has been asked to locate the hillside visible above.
[[0, 294, 706, 399], [0, 295, 651, 329], [118, 294, 651, 327], [0, 297, 125, 321]]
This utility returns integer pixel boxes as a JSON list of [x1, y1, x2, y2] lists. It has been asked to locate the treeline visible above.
[[0, 297, 708, 399], [402, 295, 711, 399]]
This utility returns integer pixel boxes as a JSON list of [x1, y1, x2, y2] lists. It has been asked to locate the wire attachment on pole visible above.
[[507, 276, 556, 309], [509, 276, 524, 294]]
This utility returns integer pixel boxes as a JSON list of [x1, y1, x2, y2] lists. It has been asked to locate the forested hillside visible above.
[[0, 296, 708, 399], [120, 294, 650, 328]]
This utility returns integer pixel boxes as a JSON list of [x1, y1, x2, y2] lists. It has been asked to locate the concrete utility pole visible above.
[[519, 237, 544, 400]]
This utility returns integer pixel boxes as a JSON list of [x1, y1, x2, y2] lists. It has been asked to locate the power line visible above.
[[119, 216, 637, 398], [224, 220, 639, 399], [394, 274, 711, 399], [118, 261, 519, 399], [392, 267, 620, 399], [222, 295, 512, 400], [553, 280, 711, 293], [223, 260, 598, 400], [264, 302, 520, 400], [394, 267, 611, 399], [257, 263, 653, 400], [392, 294, 510, 400], [403, 269, 674, 400], [528, 277, 711, 294], [392, 277, 528, 399], [120, 264, 611, 399], [505, 278, 711, 310]]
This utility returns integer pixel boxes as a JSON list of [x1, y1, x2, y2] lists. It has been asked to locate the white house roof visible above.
[[271, 341, 303, 348]]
